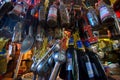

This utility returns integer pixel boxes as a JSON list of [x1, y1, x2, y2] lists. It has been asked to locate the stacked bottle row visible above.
[[0, 0, 117, 30], [58, 37, 108, 80]]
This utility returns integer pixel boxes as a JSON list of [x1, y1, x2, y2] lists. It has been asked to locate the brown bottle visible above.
[[98, 0, 114, 24], [59, 0, 70, 27], [47, 2, 58, 27], [38, 1, 46, 23]]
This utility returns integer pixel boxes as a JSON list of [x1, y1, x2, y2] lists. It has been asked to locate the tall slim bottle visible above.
[[69, 2, 75, 29], [65, 37, 74, 80], [79, 5, 98, 44], [84, 41, 108, 80], [38, 1, 46, 23], [59, 0, 70, 27], [59, 37, 74, 80], [47, 1, 58, 27], [76, 40, 95, 80], [87, 6, 99, 28]]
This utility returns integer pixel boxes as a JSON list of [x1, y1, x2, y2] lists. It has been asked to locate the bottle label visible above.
[[48, 6, 57, 18], [100, 6, 110, 20], [87, 12, 95, 26], [92, 63, 99, 77], [86, 62, 94, 78], [66, 58, 72, 70], [8, 45, 12, 55]]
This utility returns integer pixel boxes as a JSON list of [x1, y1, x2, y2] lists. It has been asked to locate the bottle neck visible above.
[[77, 47, 85, 52], [68, 44, 74, 48], [60, 0, 64, 5]]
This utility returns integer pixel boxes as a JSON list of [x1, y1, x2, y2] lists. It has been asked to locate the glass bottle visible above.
[[59, 0, 70, 27], [84, 41, 108, 80], [47, 2, 58, 27], [98, 0, 114, 24], [76, 40, 95, 80], [38, 1, 46, 22], [65, 37, 74, 80], [69, 2, 75, 29], [59, 37, 74, 80], [87, 6, 99, 28]]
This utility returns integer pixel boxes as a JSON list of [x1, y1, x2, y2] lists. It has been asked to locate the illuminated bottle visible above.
[[87, 6, 99, 28]]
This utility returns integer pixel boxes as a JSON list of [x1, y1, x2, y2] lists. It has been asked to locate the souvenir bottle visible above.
[[65, 37, 74, 80], [38, 1, 46, 22], [47, 1, 58, 27], [59, 37, 74, 80], [84, 41, 108, 80], [59, 0, 70, 27], [76, 40, 95, 80], [87, 6, 99, 28], [98, 0, 114, 24]]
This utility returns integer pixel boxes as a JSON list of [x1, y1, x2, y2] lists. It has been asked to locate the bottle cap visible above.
[[0, 49, 6, 54], [69, 37, 74, 45], [76, 40, 82, 48], [84, 40, 91, 48], [67, 52, 72, 58]]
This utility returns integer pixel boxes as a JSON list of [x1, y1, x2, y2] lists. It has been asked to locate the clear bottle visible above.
[[59, 0, 70, 27], [38, 1, 46, 22], [47, 2, 58, 27], [87, 6, 99, 28]]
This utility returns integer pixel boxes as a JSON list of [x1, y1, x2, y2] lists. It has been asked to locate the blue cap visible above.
[[12, 0, 16, 2], [84, 40, 91, 47], [69, 37, 74, 45], [0, 51, 5, 54], [76, 40, 83, 48], [67, 52, 72, 58], [31, 0, 34, 5]]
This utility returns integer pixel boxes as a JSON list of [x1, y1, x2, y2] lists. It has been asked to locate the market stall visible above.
[[0, 0, 120, 80]]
